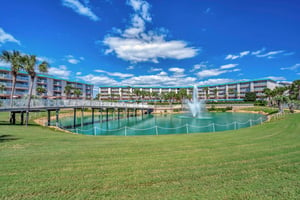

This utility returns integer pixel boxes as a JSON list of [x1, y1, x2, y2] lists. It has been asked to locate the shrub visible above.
[[244, 92, 256, 102], [254, 100, 267, 106]]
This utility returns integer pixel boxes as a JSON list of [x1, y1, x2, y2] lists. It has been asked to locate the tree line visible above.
[[263, 80, 300, 113]]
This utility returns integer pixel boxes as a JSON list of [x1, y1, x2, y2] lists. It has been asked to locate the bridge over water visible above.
[[0, 99, 154, 126]]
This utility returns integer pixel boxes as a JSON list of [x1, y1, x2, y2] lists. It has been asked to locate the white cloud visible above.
[[0, 28, 20, 46], [225, 51, 250, 60], [220, 63, 238, 69], [190, 62, 207, 72], [68, 59, 80, 64], [283, 52, 295, 56], [77, 71, 197, 87], [240, 51, 250, 57], [48, 65, 71, 79], [36, 56, 54, 64], [227, 48, 288, 59], [121, 74, 196, 86], [94, 69, 134, 78], [198, 78, 235, 86], [127, 0, 151, 22], [0, 60, 9, 67], [103, 37, 198, 63], [65, 55, 82, 64], [197, 69, 227, 78], [264, 76, 286, 81], [157, 71, 167, 76], [102, 0, 198, 63], [76, 72, 82, 75], [61, 0, 99, 21], [77, 74, 118, 85], [127, 65, 135, 70], [232, 68, 241, 72], [169, 67, 185, 77], [255, 50, 285, 59], [225, 54, 239, 60], [252, 48, 266, 55], [197, 63, 240, 79], [169, 67, 185, 74], [148, 67, 162, 72], [203, 8, 211, 14], [280, 63, 300, 71]]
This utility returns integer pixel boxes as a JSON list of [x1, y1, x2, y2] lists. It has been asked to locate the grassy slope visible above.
[[0, 113, 300, 199]]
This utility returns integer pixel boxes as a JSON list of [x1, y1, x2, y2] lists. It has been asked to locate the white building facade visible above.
[[98, 79, 282, 101], [0, 67, 93, 99]]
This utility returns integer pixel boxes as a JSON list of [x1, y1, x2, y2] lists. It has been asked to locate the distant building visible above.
[[0, 67, 93, 99], [98, 79, 285, 101]]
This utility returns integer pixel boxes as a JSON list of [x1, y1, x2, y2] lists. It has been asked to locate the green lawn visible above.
[[0, 112, 300, 199], [240, 106, 279, 114]]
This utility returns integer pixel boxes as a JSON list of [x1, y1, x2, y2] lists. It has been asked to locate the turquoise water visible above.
[[55, 112, 267, 136]]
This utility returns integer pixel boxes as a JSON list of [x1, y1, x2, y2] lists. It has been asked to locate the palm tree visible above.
[[23, 55, 48, 106], [64, 85, 73, 99], [151, 92, 158, 105], [0, 50, 23, 107], [213, 88, 218, 99], [36, 86, 46, 97], [23, 54, 48, 125], [140, 90, 147, 103], [263, 88, 272, 106], [73, 89, 82, 99], [273, 86, 289, 113], [166, 91, 176, 106], [178, 88, 187, 110], [133, 89, 141, 103], [204, 87, 209, 99], [95, 93, 101, 101], [290, 80, 300, 100], [0, 84, 5, 94]]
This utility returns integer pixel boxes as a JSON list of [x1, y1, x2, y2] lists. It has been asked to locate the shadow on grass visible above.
[[0, 120, 41, 126], [0, 135, 19, 143]]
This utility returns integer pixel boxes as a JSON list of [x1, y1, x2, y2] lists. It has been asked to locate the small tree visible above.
[[0, 84, 5, 94], [273, 86, 289, 113], [244, 92, 256, 102], [73, 89, 82, 99], [263, 88, 272, 106], [204, 87, 209, 99], [64, 85, 73, 99], [36, 86, 46, 97], [133, 89, 141, 103], [178, 88, 188, 110], [213, 88, 218, 99]]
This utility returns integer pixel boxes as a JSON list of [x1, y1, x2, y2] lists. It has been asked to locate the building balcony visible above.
[[37, 81, 47, 85]]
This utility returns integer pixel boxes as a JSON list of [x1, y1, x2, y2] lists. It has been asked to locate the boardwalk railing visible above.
[[0, 99, 153, 110]]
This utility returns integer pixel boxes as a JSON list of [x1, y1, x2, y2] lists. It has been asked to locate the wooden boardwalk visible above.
[[0, 99, 154, 125]]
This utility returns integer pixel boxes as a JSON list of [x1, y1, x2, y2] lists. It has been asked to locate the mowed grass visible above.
[[0, 112, 300, 199]]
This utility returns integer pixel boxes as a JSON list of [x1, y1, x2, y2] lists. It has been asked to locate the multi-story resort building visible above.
[[98, 79, 284, 102], [0, 67, 93, 100]]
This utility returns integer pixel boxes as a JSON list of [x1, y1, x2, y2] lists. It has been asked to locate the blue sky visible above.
[[0, 0, 299, 91]]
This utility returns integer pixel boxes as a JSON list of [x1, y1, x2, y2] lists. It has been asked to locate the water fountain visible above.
[[58, 85, 266, 136], [186, 85, 206, 118]]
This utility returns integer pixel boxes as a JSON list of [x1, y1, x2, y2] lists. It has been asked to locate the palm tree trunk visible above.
[[9, 75, 17, 124], [10, 75, 17, 107], [26, 76, 35, 126]]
